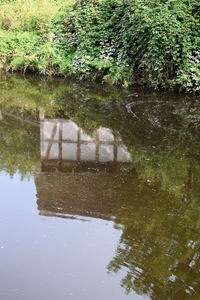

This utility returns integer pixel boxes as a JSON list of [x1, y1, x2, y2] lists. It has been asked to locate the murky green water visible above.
[[0, 74, 200, 300]]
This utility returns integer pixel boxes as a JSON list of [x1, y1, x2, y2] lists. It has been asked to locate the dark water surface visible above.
[[0, 74, 200, 300]]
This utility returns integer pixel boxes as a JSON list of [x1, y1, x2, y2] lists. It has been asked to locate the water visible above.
[[0, 74, 200, 300]]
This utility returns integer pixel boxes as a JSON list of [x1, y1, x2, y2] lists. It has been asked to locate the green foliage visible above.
[[0, 0, 199, 92], [0, 31, 39, 70], [57, 0, 200, 91], [0, 0, 74, 74]]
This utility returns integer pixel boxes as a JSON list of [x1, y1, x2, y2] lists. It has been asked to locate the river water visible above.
[[0, 74, 200, 300]]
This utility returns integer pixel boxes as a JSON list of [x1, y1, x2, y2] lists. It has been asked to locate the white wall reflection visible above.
[[41, 119, 132, 163]]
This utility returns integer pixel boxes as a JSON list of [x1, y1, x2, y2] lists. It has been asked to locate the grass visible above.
[[0, 0, 75, 32]]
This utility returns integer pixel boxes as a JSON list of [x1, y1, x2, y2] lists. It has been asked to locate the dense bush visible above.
[[0, 0, 199, 92], [53, 0, 200, 92]]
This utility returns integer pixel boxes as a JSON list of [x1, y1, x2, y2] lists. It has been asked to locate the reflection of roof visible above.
[[41, 119, 132, 163], [1, 111, 39, 127], [35, 172, 135, 221]]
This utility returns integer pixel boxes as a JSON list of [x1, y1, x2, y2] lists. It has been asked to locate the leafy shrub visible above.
[[53, 0, 200, 91], [0, 31, 39, 70], [0, 0, 199, 93], [0, 30, 59, 74]]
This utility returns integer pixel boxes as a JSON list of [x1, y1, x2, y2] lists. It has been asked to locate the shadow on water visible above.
[[1, 74, 200, 299]]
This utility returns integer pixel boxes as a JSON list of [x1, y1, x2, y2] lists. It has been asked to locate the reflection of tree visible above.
[[108, 180, 200, 299], [0, 74, 64, 118], [0, 73, 129, 120], [0, 117, 40, 178], [102, 100, 200, 299]]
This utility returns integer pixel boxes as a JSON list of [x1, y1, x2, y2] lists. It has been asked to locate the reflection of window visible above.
[[41, 119, 131, 163]]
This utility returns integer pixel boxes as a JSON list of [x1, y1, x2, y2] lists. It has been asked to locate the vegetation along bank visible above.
[[0, 0, 199, 92]]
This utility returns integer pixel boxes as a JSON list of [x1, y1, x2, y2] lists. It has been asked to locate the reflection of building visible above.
[[0, 110, 39, 128], [36, 119, 134, 220], [41, 119, 131, 163], [36, 172, 135, 221]]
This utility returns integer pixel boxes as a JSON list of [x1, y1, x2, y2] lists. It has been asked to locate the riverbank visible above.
[[0, 0, 199, 93]]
